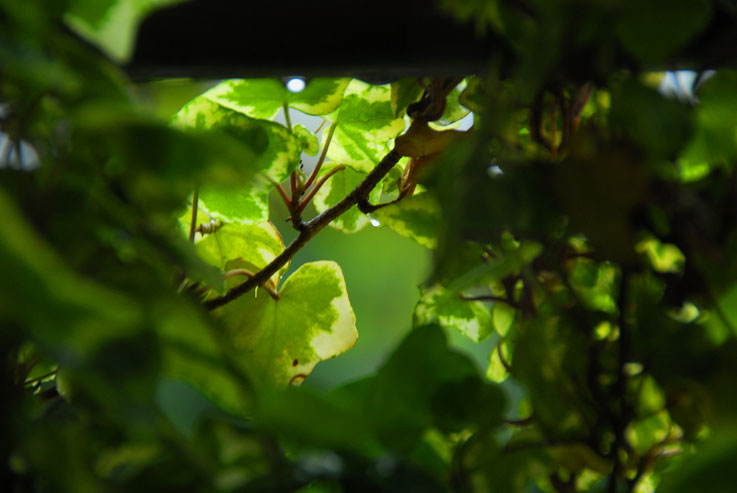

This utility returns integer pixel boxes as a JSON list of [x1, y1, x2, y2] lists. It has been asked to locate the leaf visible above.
[[437, 79, 470, 126], [512, 314, 592, 434], [324, 79, 406, 173], [567, 258, 619, 313], [64, 0, 187, 62], [0, 188, 141, 360], [312, 163, 380, 233], [372, 193, 441, 248], [173, 96, 301, 182], [658, 427, 737, 493], [293, 123, 319, 156], [195, 222, 287, 289], [678, 71, 737, 172], [213, 261, 358, 387], [204, 78, 350, 120], [492, 302, 516, 337], [197, 179, 271, 225], [486, 339, 512, 383], [459, 76, 485, 113], [155, 301, 252, 415], [615, 0, 710, 64], [414, 285, 494, 342], [610, 80, 692, 158], [391, 78, 422, 118], [363, 325, 505, 450]]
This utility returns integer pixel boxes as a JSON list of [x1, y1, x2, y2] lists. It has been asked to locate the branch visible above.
[[224, 269, 280, 300], [357, 196, 402, 214], [204, 149, 401, 310]]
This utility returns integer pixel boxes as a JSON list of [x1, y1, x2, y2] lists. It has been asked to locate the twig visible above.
[[282, 102, 292, 131], [188, 186, 200, 243], [224, 269, 280, 301], [298, 164, 345, 214], [274, 183, 291, 209], [357, 196, 402, 214], [204, 149, 402, 310], [460, 293, 520, 309], [304, 121, 337, 189]]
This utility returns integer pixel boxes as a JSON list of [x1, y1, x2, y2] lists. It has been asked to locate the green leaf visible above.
[[204, 78, 350, 120], [293, 123, 319, 156], [64, 0, 187, 62], [679, 71, 737, 172], [313, 163, 380, 233], [459, 76, 485, 113], [487, 339, 512, 383], [636, 236, 685, 273], [626, 411, 671, 455], [195, 222, 287, 289], [155, 301, 252, 415], [286, 78, 351, 116], [658, 426, 737, 493], [414, 285, 494, 342], [372, 193, 441, 249], [173, 96, 301, 182], [610, 80, 692, 158], [391, 78, 422, 118], [0, 188, 141, 360], [491, 302, 516, 337], [568, 259, 619, 313], [197, 179, 271, 225], [363, 325, 505, 450], [325, 79, 406, 173], [615, 0, 710, 64], [513, 313, 592, 434], [213, 261, 358, 387], [437, 79, 470, 127]]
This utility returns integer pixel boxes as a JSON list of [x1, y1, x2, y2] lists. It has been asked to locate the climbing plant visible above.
[[3, 0, 737, 492]]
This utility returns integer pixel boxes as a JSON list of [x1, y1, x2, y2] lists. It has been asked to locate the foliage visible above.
[[3, 0, 737, 492]]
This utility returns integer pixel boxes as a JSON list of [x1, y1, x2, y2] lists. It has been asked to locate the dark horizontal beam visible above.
[[126, 0, 510, 81], [126, 0, 737, 82]]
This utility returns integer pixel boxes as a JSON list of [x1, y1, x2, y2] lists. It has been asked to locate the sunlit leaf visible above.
[[213, 261, 358, 387], [568, 258, 619, 313], [195, 222, 286, 289], [197, 179, 271, 225], [293, 123, 319, 156], [487, 339, 511, 383], [173, 96, 301, 182], [636, 236, 685, 273], [64, 0, 187, 62], [312, 163, 380, 233], [324, 79, 406, 173], [204, 78, 350, 120], [391, 78, 422, 118], [372, 193, 441, 249], [414, 285, 494, 342]]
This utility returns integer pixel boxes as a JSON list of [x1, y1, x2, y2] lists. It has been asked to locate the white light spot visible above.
[[286, 77, 306, 93], [369, 217, 381, 227], [487, 162, 503, 178]]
